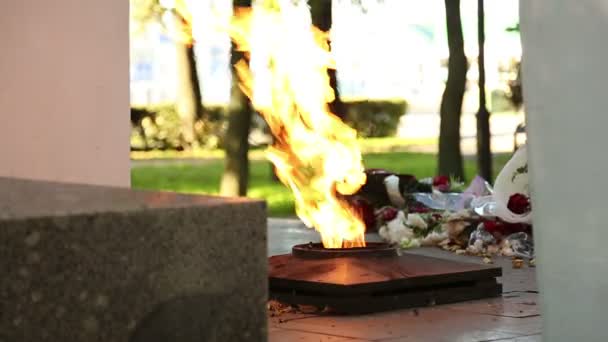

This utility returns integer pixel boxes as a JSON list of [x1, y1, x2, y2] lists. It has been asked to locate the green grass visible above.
[[358, 137, 437, 152], [129, 137, 436, 161], [131, 152, 511, 217]]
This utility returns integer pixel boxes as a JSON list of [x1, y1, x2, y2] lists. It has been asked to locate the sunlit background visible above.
[[130, 0, 520, 114], [129, 0, 523, 217]]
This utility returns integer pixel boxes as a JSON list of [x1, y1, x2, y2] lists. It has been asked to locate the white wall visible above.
[[521, 1, 608, 341], [0, 0, 129, 187]]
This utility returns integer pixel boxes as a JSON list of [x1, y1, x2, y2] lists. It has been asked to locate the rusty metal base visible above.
[[269, 246, 502, 314]]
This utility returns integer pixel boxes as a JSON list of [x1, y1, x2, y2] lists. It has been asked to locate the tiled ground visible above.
[[268, 218, 541, 342]]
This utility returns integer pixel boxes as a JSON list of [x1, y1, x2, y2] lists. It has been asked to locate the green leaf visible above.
[[511, 163, 528, 182]]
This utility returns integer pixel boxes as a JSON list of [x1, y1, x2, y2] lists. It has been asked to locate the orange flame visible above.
[[230, 4, 367, 249]]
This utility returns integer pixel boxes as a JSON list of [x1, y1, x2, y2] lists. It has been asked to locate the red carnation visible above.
[[410, 203, 431, 213], [507, 193, 531, 214], [482, 220, 502, 233], [433, 175, 450, 192], [381, 207, 399, 221], [483, 219, 531, 239]]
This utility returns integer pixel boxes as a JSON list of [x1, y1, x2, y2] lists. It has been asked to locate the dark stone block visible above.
[[131, 293, 255, 342]]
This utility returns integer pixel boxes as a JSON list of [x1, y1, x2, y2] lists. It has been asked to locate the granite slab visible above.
[[0, 177, 267, 342]]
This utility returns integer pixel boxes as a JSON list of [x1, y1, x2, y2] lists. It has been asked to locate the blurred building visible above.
[[130, 0, 521, 112], [130, 24, 177, 106]]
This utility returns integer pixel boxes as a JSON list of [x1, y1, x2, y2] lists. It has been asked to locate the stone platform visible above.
[[0, 177, 267, 342]]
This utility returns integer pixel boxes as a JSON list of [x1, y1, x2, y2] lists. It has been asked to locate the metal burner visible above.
[[269, 243, 503, 314], [292, 242, 397, 258]]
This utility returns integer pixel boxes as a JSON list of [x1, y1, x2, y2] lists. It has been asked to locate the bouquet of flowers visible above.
[[348, 145, 533, 261]]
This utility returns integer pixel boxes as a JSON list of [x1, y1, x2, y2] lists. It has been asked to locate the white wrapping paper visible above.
[[491, 145, 531, 223]]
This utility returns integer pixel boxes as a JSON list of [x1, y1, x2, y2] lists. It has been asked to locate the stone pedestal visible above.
[[521, 1, 608, 341], [0, 177, 267, 341]]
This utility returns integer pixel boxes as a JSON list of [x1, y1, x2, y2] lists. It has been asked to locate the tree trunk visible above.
[[270, 135, 280, 182], [476, 0, 492, 181], [308, 0, 346, 119], [220, 0, 253, 197], [175, 42, 203, 147], [438, 0, 467, 181], [188, 45, 204, 121]]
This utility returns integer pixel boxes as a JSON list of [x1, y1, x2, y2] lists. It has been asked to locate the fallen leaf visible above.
[[512, 258, 524, 269]]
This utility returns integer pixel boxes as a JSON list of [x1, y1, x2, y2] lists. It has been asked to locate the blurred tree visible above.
[[506, 23, 523, 111], [131, 0, 203, 147], [343, 100, 407, 137], [438, 0, 467, 180], [476, 0, 492, 181], [308, 0, 346, 119], [220, 0, 254, 196], [174, 5, 204, 147]]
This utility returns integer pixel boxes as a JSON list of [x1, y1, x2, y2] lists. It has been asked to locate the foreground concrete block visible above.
[[0, 177, 267, 341]]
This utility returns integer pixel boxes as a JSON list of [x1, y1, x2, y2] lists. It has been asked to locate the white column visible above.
[[521, 1, 608, 341], [0, 0, 130, 187]]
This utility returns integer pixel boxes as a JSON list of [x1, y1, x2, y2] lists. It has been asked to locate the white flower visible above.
[[405, 213, 428, 230], [391, 228, 414, 244], [486, 245, 500, 255], [389, 211, 406, 228], [500, 240, 514, 256], [378, 226, 388, 239], [421, 231, 448, 246], [466, 239, 484, 254], [379, 211, 414, 244]]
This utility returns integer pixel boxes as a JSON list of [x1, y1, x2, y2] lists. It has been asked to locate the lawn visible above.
[[131, 152, 511, 217], [129, 137, 438, 160]]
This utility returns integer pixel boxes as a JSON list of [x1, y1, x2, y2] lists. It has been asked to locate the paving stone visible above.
[[490, 316, 542, 336], [405, 247, 538, 293], [444, 292, 540, 318], [500, 334, 542, 342], [271, 306, 534, 341], [270, 328, 370, 342], [380, 329, 520, 342]]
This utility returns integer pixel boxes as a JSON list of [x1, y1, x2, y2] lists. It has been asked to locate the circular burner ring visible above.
[[292, 242, 397, 258]]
